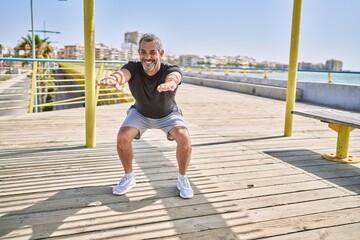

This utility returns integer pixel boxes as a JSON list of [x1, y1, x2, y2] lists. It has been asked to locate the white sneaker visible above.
[[177, 175, 194, 199], [113, 173, 136, 195]]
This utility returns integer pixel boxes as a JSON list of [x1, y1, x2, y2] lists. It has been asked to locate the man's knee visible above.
[[117, 127, 138, 147], [172, 127, 191, 147]]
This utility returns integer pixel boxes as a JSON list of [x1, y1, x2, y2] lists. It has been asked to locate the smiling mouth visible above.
[[142, 59, 156, 71], [143, 60, 153, 65]]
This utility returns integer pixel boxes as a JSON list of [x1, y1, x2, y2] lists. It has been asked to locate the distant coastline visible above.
[[195, 70, 360, 85]]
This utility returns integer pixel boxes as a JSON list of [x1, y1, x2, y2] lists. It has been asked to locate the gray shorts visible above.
[[121, 107, 188, 141]]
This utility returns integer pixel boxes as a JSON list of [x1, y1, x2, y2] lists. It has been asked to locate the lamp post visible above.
[[30, 0, 38, 112], [30, 0, 35, 59], [29, 1, 63, 58], [29, 0, 66, 113]]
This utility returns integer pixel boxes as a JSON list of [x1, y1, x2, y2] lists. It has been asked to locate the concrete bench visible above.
[[292, 108, 360, 164]]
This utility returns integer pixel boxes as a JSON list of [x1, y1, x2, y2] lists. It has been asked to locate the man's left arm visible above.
[[157, 71, 182, 92]]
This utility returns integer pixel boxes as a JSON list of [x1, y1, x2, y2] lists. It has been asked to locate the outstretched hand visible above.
[[98, 77, 122, 91], [157, 82, 177, 92]]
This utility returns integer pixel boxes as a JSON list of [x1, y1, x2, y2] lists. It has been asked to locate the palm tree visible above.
[[17, 34, 56, 111], [17, 34, 54, 59]]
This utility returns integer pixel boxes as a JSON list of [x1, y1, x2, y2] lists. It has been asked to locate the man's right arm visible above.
[[98, 69, 131, 91]]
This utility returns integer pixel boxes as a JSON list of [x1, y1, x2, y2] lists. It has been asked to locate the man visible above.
[[99, 33, 193, 199]]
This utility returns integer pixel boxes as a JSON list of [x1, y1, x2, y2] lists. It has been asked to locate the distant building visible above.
[[325, 59, 343, 71], [64, 44, 84, 60], [95, 43, 110, 60], [118, 49, 129, 61], [298, 61, 325, 71], [57, 48, 65, 59], [207, 56, 220, 66], [298, 61, 313, 70], [108, 47, 120, 61], [162, 53, 179, 65], [107, 47, 129, 61], [179, 55, 201, 67], [0, 45, 14, 57], [124, 31, 144, 44], [236, 56, 251, 67], [258, 60, 277, 68], [121, 31, 144, 61], [121, 42, 139, 61]]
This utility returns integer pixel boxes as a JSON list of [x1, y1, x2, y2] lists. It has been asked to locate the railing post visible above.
[[284, 0, 302, 137], [28, 61, 38, 113], [328, 72, 333, 83], [84, 0, 96, 148], [95, 63, 105, 105]]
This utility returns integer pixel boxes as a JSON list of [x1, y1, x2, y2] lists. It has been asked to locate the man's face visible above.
[[138, 41, 164, 75]]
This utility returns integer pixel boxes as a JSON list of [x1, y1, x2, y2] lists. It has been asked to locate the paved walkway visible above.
[[0, 73, 31, 116], [0, 83, 359, 239]]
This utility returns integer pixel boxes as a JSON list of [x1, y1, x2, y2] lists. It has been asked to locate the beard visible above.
[[141, 59, 159, 72]]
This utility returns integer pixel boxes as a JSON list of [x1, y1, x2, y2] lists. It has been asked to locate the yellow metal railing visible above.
[[0, 59, 134, 115], [0, 66, 32, 113]]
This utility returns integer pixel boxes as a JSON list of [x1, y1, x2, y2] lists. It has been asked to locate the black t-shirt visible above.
[[122, 61, 182, 119]]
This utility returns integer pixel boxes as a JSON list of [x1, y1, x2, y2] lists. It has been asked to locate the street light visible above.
[[29, 0, 66, 59], [30, 0, 35, 59], [29, 0, 66, 113], [29, 20, 61, 36]]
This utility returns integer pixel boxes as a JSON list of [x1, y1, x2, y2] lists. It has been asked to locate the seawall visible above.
[[183, 72, 360, 112]]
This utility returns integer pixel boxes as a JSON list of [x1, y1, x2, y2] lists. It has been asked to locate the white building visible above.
[[122, 42, 139, 61], [325, 59, 343, 71], [64, 44, 84, 60], [179, 55, 201, 67], [124, 31, 144, 44], [0, 45, 14, 57]]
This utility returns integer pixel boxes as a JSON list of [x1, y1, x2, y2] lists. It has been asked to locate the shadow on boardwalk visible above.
[[265, 149, 360, 194], [1, 83, 360, 239], [0, 140, 254, 239]]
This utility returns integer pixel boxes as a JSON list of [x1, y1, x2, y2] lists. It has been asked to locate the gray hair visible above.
[[138, 33, 163, 52]]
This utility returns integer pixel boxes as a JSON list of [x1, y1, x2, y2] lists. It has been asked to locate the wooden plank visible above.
[[0, 83, 360, 239], [22, 197, 359, 239], [250, 219, 360, 240], [1, 187, 356, 239]]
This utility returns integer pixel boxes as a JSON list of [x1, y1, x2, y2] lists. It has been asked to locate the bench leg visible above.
[[322, 123, 359, 164]]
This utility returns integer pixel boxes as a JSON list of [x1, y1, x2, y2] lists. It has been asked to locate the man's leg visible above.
[[168, 127, 192, 175], [169, 126, 194, 198], [117, 126, 139, 173], [113, 126, 139, 196]]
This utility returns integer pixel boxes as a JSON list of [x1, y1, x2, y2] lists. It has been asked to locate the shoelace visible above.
[[119, 175, 130, 185], [179, 177, 190, 189]]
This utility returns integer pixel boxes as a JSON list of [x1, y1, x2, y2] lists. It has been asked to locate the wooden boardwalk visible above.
[[0, 83, 360, 239]]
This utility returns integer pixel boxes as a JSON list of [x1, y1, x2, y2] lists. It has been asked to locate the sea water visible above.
[[263, 71, 360, 85], [203, 70, 360, 85]]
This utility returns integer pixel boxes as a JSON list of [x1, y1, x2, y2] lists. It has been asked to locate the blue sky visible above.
[[1, 0, 359, 70]]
